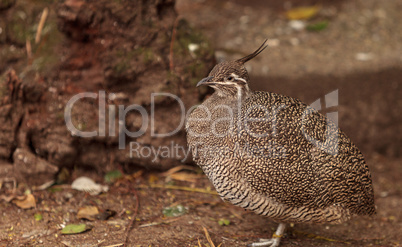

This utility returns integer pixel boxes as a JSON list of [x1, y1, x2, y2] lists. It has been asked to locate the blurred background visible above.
[[177, 0, 402, 157], [0, 0, 401, 246]]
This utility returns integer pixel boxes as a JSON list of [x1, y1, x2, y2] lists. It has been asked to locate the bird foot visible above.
[[247, 237, 281, 247], [248, 223, 286, 247]]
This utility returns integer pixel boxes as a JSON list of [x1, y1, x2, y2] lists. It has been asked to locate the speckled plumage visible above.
[[186, 41, 375, 246]]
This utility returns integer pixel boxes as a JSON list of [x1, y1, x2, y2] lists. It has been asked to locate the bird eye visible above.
[[226, 76, 234, 81]]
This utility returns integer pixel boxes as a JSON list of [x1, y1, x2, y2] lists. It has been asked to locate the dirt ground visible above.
[[0, 155, 401, 247], [1, 0, 402, 246]]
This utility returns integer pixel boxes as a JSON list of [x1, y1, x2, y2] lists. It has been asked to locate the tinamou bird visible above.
[[185, 40, 375, 247]]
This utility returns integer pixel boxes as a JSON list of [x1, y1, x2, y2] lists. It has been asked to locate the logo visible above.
[[301, 89, 339, 155], [64, 89, 340, 160]]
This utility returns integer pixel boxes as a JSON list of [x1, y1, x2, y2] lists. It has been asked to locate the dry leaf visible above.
[[104, 170, 123, 183], [71, 176, 109, 195], [148, 174, 159, 183], [77, 206, 99, 221], [13, 194, 36, 209], [285, 5, 320, 20], [96, 209, 116, 221], [61, 224, 92, 235]]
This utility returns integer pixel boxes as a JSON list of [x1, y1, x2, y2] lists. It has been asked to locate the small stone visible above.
[[379, 191, 389, 197], [289, 37, 300, 46], [374, 9, 386, 19], [266, 39, 280, 47], [355, 52, 374, 61], [240, 15, 249, 25], [234, 37, 243, 45], [261, 66, 269, 75], [288, 20, 305, 31], [188, 43, 199, 53], [64, 192, 73, 199]]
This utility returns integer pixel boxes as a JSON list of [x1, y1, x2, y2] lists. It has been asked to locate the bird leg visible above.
[[248, 223, 286, 247]]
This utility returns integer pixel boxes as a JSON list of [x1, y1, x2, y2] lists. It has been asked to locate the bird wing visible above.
[[237, 91, 374, 213]]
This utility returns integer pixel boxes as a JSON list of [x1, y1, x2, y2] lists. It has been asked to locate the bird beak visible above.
[[196, 76, 214, 87]]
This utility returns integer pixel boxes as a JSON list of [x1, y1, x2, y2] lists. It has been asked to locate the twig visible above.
[[117, 208, 126, 217], [160, 165, 199, 177], [169, 16, 180, 71], [138, 218, 179, 228], [93, 239, 105, 246], [103, 244, 124, 247], [26, 39, 32, 59], [123, 187, 139, 247], [32, 179, 55, 191], [202, 226, 215, 247], [137, 183, 218, 195], [35, 7, 49, 44]]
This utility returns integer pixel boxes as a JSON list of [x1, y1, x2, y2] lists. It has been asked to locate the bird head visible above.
[[196, 40, 268, 97]]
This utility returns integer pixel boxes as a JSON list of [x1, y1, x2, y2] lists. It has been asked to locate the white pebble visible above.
[[188, 43, 199, 53], [355, 52, 374, 61], [266, 38, 280, 47], [288, 20, 306, 31], [379, 191, 389, 197]]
